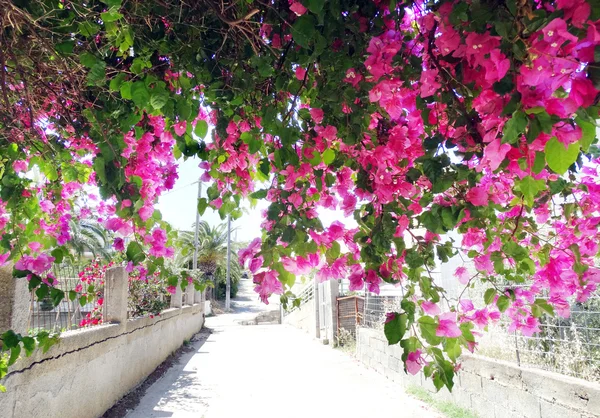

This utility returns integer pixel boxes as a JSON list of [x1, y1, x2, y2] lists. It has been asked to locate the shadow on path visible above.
[[102, 328, 212, 418]]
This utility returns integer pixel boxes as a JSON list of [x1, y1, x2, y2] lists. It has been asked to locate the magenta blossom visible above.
[[436, 312, 462, 338], [406, 350, 425, 375]]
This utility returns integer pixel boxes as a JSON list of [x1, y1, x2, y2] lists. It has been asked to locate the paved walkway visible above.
[[126, 280, 439, 418]]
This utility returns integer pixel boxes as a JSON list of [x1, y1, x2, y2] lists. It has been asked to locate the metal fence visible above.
[[127, 274, 171, 319], [283, 282, 314, 316], [361, 290, 600, 383], [28, 264, 101, 334], [336, 295, 364, 336]]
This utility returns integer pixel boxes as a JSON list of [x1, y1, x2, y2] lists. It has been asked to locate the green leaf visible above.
[[484, 288, 496, 305], [150, 91, 169, 110], [120, 81, 132, 100], [197, 197, 208, 216], [250, 189, 268, 199], [532, 151, 545, 174], [93, 157, 107, 184], [418, 316, 442, 345], [1, 330, 20, 348], [248, 138, 262, 154], [126, 241, 146, 264], [207, 183, 219, 201], [101, 9, 123, 22], [28, 275, 42, 291], [545, 137, 580, 175], [195, 120, 209, 139], [384, 313, 407, 345], [130, 82, 150, 108], [502, 111, 528, 144], [21, 337, 35, 356], [8, 345, 21, 366], [55, 41, 75, 55], [322, 149, 336, 165], [35, 284, 49, 300], [292, 15, 316, 48], [79, 52, 99, 69], [496, 295, 510, 312], [444, 338, 462, 362], [575, 116, 596, 152], [306, 0, 324, 13], [532, 298, 555, 318], [78, 22, 100, 37], [50, 288, 64, 307], [517, 176, 545, 207], [50, 247, 64, 264], [36, 332, 59, 353]]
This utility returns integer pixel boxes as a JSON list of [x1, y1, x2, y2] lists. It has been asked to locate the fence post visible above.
[[185, 283, 195, 306], [103, 266, 128, 324], [314, 278, 320, 339], [0, 263, 29, 335], [170, 284, 183, 309], [329, 279, 339, 343]]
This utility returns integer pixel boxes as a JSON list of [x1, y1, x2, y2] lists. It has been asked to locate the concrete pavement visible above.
[[125, 280, 440, 418]]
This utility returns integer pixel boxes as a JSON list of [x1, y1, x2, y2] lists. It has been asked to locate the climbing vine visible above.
[[1, 0, 600, 391]]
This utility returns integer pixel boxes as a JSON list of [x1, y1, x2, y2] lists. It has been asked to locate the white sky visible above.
[[157, 157, 356, 244]]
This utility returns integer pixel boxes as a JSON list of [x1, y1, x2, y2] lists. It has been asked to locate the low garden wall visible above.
[[357, 327, 600, 418], [0, 305, 204, 418], [0, 266, 205, 418], [283, 297, 316, 337]]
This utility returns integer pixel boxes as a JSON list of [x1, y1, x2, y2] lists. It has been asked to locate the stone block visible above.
[[103, 267, 128, 324], [508, 388, 541, 418], [494, 403, 524, 418], [462, 354, 524, 389], [0, 263, 29, 335], [388, 356, 400, 372], [481, 378, 511, 408], [521, 367, 600, 416], [371, 337, 385, 352], [450, 386, 473, 410], [539, 400, 583, 418], [459, 370, 483, 395], [471, 393, 496, 418], [170, 282, 183, 308]]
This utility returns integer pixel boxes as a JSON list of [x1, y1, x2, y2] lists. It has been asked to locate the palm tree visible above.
[[174, 220, 243, 298], [67, 219, 112, 261]]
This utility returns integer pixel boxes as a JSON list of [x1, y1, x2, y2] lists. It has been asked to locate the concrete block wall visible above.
[[0, 266, 206, 418], [357, 328, 600, 418], [0, 306, 204, 418], [283, 298, 317, 337]]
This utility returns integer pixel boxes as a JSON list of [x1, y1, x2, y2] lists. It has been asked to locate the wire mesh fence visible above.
[[336, 295, 364, 336], [477, 294, 600, 382], [283, 282, 314, 316], [28, 263, 102, 334], [361, 290, 600, 383], [127, 272, 171, 319]]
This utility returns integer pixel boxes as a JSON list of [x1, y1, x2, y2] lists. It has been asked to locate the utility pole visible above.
[[225, 214, 231, 311], [193, 181, 202, 272]]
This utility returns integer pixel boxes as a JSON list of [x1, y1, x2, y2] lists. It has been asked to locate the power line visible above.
[[161, 180, 199, 196]]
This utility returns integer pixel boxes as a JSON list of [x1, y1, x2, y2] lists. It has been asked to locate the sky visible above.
[[157, 156, 357, 244], [156, 157, 267, 243]]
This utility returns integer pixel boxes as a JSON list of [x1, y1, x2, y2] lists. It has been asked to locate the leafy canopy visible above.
[[1, 0, 600, 390]]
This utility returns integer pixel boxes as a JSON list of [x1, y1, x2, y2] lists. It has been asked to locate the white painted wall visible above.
[[0, 305, 204, 418]]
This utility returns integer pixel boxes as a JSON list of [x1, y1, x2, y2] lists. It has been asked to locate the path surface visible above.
[[125, 279, 439, 418]]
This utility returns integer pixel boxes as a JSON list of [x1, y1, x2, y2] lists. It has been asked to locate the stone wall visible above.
[[0, 305, 204, 418], [283, 298, 317, 337], [357, 327, 600, 418], [0, 266, 205, 418]]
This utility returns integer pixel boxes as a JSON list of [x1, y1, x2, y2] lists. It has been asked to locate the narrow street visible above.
[[125, 280, 439, 418]]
